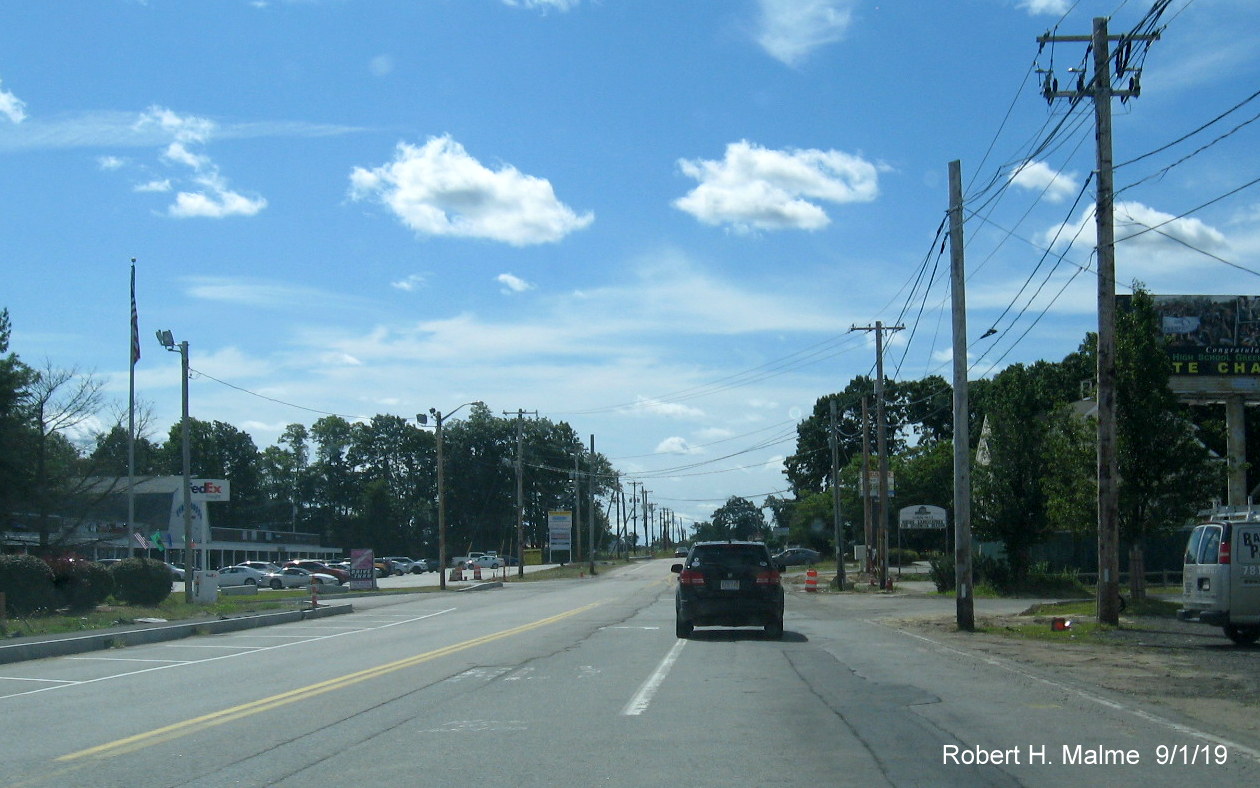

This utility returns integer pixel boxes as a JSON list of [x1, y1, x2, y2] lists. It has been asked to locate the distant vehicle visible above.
[[413, 558, 439, 573], [674, 546, 688, 558], [237, 561, 283, 575], [673, 540, 784, 639], [451, 551, 487, 567], [164, 562, 185, 581], [283, 560, 350, 584], [217, 565, 267, 587], [382, 557, 418, 574], [773, 548, 821, 567], [261, 567, 338, 590], [466, 555, 502, 569]]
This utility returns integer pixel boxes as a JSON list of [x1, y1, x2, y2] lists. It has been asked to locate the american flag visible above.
[[130, 262, 140, 366]]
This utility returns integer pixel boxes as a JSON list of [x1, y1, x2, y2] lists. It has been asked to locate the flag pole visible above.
[[128, 258, 139, 556]]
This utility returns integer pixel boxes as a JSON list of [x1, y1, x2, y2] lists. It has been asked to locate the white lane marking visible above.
[[0, 607, 457, 701], [0, 676, 80, 684], [68, 657, 189, 663], [621, 639, 686, 716], [892, 624, 1260, 764]]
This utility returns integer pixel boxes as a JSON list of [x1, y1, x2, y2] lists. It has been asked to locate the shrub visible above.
[[111, 557, 173, 606], [888, 548, 920, 567], [46, 557, 115, 612], [0, 554, 58, 616], [928, 553, 955, 592]]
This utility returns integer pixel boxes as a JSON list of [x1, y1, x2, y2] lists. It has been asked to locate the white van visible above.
[[1179, 508, 1260, 645]]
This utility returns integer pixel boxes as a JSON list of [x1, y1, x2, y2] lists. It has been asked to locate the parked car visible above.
[[164, 562, 185, 581], [373, 558, 401, 577], [672, 541, 784, 639], [466, 554, 502, 569], [773, 547, 821, 567], [261, 566, 338, 590], [283, 559, 349, 584], [237, 561, 283, 574], [216, 565, 267, 587], [413, 558, 439, 573], [382, 557, 418, 574]]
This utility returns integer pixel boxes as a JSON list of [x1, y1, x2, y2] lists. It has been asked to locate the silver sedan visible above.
[[260, 566, 339, 590]]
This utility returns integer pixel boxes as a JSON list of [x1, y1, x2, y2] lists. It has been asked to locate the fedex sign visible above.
[[189, 479, 231, 502]]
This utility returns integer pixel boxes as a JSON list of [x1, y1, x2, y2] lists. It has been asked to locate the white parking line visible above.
[[621, 639, 686, 716]]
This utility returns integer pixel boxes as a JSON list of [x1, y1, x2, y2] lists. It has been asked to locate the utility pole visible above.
[[572, 451, 581, 566], [851, 322, 903, 591], [949, 159, 974, 631], [642, 488, 651, 553], [505, 409, 538, 578], [829, 398, 847, 590], [1039, 16, 1159, 626], [628, 480, 640, 556], [861, 396, 873, 578], [589, 434, 597, 575]]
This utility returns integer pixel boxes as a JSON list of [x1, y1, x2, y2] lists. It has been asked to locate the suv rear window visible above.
[[688, 544, 771, 568]]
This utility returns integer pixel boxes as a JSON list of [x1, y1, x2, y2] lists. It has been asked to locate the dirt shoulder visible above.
[[893, 606, 1260, 746]]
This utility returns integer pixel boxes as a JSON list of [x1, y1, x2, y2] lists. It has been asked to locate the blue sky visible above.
[[2, 0, 1258, 531]]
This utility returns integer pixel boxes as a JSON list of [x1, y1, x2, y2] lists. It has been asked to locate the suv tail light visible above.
[[1220, 530, 1232, 565], [678, 568, 706, 586], [755, 569, 780, 586]]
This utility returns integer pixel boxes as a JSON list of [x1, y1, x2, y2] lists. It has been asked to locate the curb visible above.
[[0, 603, 354, 665]]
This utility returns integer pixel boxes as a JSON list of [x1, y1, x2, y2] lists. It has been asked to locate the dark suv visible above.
[[672, 540, 784, 639]]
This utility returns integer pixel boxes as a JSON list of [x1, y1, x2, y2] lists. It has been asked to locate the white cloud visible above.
[[1018, 0, 1071, 15], [184, 275, 365, 310], [1043, 201, 1228, 254], [369, 55, 394, 77], [391, 274, 428, 292], [674, 140, 881, 232], [349, 135, 594, 246], [656, 436, 702, 455], [98, 155, 125, 171], [130, 106, 267, 219], [1008, 160, 1080, 203], [0, 78, 27, 123], [503, 0, 581, 11], [622, 396, 706, 420], [755, 0, 856, 66], [134, 179, 172, 193], [497, 273, 535, 294]]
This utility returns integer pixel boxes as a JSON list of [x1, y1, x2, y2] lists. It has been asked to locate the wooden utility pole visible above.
[[861, 396, 873, 578], [1039, 16, 1159, 625], [851, 322, 903, 591], [506, 408, 538, 578], [948, 159, 974, 631], [829, 399, 847, 590]]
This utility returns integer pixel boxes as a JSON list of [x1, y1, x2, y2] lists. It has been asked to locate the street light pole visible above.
[[419, 401, 482, 591], [157, 330, 194, 603]]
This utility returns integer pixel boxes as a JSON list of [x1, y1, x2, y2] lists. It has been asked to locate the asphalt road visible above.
[[3, 560, 1257, 787]]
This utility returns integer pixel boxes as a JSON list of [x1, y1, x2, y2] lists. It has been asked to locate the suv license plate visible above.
[[720, 579, 740, 591]]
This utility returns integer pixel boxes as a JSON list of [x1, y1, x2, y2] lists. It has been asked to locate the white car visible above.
[[467, 555, 503, 569], [216, 565, 267, 587], [261, 566, 338, 590], [236, 561, 283, 574], [382, 557, 417, 574]]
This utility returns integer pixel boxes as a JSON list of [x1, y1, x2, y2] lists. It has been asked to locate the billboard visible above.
[[899, 505, 947, 530], [548, 511, 572, 551], [1123, 295, 1260, 377]]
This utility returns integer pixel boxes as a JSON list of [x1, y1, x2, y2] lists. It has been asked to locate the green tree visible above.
[[0, 309, 33, 519], [710, 496, 766, 541], [1116, 287, 1217, 599], [972, 362, 1061, 581]]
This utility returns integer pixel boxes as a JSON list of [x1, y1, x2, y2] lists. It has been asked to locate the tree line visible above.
[[775, 288, 1239, 597], [0, 308, 616, 558]]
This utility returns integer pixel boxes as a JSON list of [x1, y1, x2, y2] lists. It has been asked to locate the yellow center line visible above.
[[57, 602, 602, 762]]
